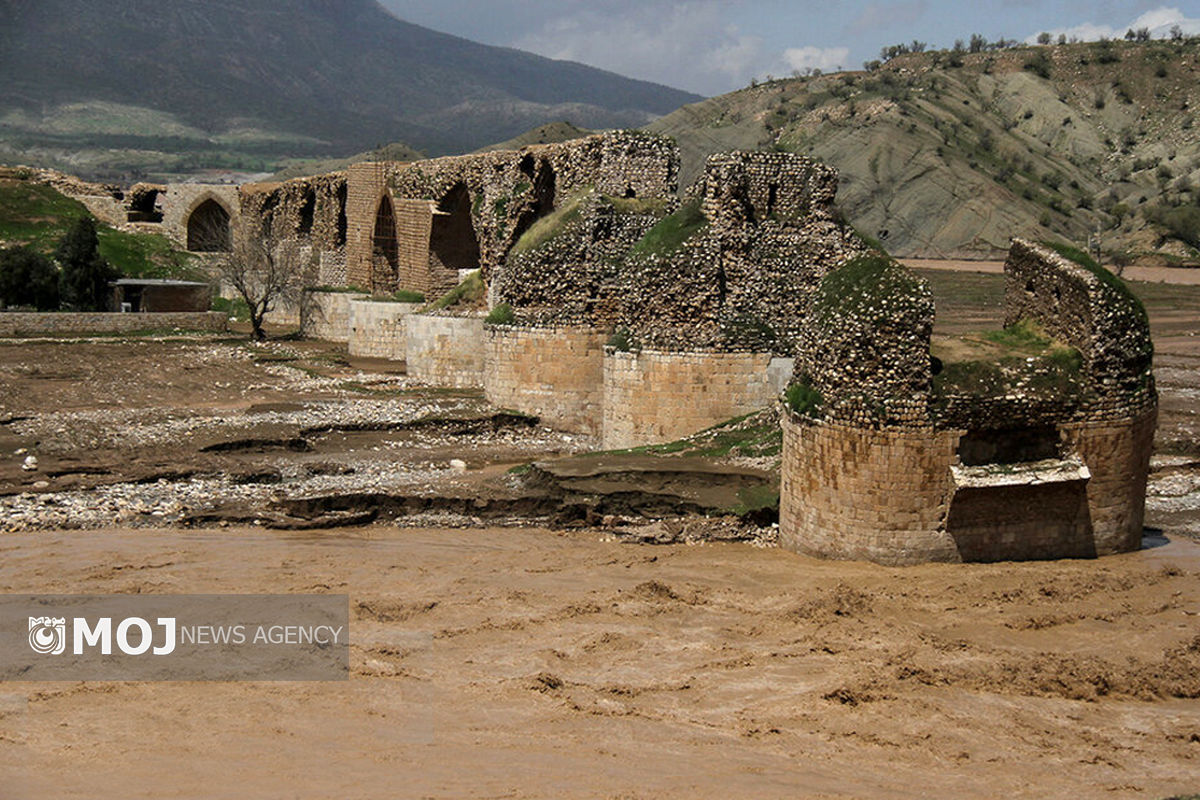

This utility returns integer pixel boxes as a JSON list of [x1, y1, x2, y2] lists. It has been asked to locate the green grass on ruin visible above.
[[0, 180, 201, 280], [628, 200, 707, 259], [422, 270, 484, 312]]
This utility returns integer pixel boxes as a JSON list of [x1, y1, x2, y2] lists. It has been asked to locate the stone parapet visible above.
[[484, 324, 609, 434], [404, 314, 485, 388], [347, 300, 422, 360], [0, 311, 228, 337]]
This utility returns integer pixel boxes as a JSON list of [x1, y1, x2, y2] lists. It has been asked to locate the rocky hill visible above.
[[649, 38, 1200, 262], [0, 0, 698, 180]]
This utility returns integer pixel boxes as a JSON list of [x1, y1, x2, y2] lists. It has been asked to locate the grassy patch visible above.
[[728, 483, 781, 517], [933, 347, 1084, 398], [813, 252, 927, 324], [306, 285, 369, 294], [0, 180, 199, 279], [510, 189, 590, 255], [629, 200, 707, 259], [980, 318, 1051, 353], [596, 409, 783, 460], [360, 289, 425, 303], [604, 195, 672, 216], [211, 295, 250, 321], [422, 270, 484, 312], [96, 227, 201, 280], [484, 302, 515, 325]]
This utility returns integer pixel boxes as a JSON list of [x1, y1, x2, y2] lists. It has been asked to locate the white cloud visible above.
[[783, 46, 851, 73], [1026, 5, 1200, 43], [513, 2, 770, 96]]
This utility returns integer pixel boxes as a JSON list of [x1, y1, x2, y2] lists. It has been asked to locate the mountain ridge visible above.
[[0, 0, 699, 178]]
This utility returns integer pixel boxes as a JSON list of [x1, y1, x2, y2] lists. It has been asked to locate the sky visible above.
[[378, 0, 1200, 96]]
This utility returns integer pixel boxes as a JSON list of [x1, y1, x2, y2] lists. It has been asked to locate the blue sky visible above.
[[379, 1, 1200, 96]]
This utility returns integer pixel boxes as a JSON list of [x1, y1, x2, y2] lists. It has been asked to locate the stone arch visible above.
[[186, 198, 232, 252], [371, 194, 399, 292], [430, 182, 480, 274]]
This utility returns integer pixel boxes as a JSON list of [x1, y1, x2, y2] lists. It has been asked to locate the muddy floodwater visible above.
[[2, 267, 1200, 798]]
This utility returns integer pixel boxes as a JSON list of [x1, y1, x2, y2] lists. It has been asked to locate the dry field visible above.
[[1, 267, 1199, 798]]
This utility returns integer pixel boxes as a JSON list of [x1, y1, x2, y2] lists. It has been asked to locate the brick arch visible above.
[[371, 193, 399, 292], [185, 196, 232, 252]]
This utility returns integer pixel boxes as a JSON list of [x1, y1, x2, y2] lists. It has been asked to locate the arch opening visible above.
[[186, 199, 232, 252], [430, 183, 481, 275], [298, 190, 316, 235], [372, 194, 399, 292], [511, 160, 558, 244]]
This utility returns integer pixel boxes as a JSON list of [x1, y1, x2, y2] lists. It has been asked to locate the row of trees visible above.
[[0, 217, 115, 311]]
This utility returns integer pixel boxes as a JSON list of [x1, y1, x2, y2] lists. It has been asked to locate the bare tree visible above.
[[189, 209, 312, 340], [215, 234, 308, 341]]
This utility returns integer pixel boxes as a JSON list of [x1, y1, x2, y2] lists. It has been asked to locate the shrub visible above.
[[1023, 52, 1052, 79], [785, 379, 822, 418], [0, 246, 59, 310], [607, 326, 634, 351], [484, 302, 515, 325]]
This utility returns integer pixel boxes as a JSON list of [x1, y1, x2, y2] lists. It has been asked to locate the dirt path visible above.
[[2, 525, 1200, 799], [902, 257, 1200, 285]]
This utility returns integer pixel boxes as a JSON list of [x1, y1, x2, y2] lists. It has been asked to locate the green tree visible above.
[[57, 217, 116, 311], [0, 246, 60, 310]]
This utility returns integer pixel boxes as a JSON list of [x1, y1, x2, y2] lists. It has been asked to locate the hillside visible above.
[[650, 38, 1200, 262], [474, 122, 595, 153], [0, 0, 698, 180]]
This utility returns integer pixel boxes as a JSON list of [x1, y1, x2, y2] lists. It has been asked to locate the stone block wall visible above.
[[779, 417, 961, 564], [944, 474, 1094, 562], [1061, 407, 1158, 554], [484, 324, 609, 434], [347, 300, 422, 360], [0, 311, 228, 337], [780, 406, 1156, 565], [404, 314, 485, 388], [299, 291, 368, 342], [601, 349, 780, 449]]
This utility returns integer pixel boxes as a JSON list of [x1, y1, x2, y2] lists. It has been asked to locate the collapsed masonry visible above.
[[780, 240, 1156, 565]]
